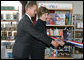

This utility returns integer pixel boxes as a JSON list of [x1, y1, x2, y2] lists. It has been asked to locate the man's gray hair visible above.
[[25, 1, 37, 12]]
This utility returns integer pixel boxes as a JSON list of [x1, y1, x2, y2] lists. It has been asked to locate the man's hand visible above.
[[58, 40, 65, 46], [51, 40, 59, 48]]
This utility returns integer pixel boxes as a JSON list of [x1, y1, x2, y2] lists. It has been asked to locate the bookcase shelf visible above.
[[1, 5, 19, 59], [76, 28, 83, 29], [46, 25, 74, 27], [73, 14, 83, 58], [1, 30, 17, 32], [1, 20, 17, 22], [45, 56, 73, 59], [1, 10, 19, 11], [1, 40, 15, 42], [48, 9, 72, 11]]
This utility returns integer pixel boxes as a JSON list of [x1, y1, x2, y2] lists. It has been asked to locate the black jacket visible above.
[[12, 14, 53, 58], [32, 19, 49, 48]]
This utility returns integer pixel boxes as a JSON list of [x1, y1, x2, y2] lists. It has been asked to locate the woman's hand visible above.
[[51, 40, 59, 48], [58, 40, 65, 46]]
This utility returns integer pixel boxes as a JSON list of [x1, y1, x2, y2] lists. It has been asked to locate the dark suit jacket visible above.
[[32, 19, 49, 48], [12, 14, 53, 58]]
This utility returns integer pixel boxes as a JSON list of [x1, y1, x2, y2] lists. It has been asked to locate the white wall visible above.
[[37, 1, 83, 14]]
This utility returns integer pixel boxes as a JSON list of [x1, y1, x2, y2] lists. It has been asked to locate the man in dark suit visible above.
[[12, 1, 59, 59]]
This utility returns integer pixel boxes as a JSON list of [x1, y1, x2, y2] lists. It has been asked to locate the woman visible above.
[[31, 7, 64, 59]]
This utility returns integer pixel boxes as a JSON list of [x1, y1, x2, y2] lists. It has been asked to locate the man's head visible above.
[[25, 1, 38, 17]]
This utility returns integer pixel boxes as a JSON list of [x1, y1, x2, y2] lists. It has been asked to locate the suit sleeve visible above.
[[22, 19, 53, 46]]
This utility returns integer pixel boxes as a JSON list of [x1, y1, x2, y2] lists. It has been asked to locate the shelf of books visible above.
[[38, 3, 75, 59], [1, 5, 20, 59], [48, 9, 72, 11], [1, 20, 17, 22], [73, 14, 83, 44], [1, 10, 19, 11], [72, 14, 83, 58], [45, 56, 73, 59], [46, 25, 74, 27]]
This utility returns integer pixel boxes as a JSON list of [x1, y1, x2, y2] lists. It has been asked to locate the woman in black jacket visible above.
[[31, 7, 64, 59]]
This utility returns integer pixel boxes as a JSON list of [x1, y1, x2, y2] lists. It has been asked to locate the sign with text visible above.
[[38, 3, 72, 9]]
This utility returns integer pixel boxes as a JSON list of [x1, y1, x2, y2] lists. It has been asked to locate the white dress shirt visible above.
[[25, 13, 33, 23]]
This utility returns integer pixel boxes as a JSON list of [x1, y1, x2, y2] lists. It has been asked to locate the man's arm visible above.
[[22, 19, 53, 46]]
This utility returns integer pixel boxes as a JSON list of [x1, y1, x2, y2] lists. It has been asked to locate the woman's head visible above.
[[38, 7, 49, 21]]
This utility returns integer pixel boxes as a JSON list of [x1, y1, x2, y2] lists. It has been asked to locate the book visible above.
[[53, 28, 59, 36], [46, 13, 66, 25], [50, 28, 54, 36], [56, 14, 65, 25], [46, 13, 72, 25], [1, 42, 14, 49], [45, 48, 51, 57], [65, 14, 72, 25], [59, 29, 63, 38], [1, 14, 4, 20], [6, 14, 12, 20]]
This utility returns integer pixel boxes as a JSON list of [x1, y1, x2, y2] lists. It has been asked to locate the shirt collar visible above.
[[25, 13, 33, 23]]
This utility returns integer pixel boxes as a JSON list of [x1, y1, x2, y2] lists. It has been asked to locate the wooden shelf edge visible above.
[[76, 28, 83, 29], [1, 30, 17, 32], [48, 9, 72, 11], [1, 20, 17, 22], [1, 10, 18, 11], [46, 25, 74, 27], [1, 40, 15, 42], [45, 56, 73, 59]]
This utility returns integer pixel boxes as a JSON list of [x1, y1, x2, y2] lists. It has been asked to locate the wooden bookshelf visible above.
[[1, 30, 17, 32], [1, 40, 15, 42], [1, 20, 17, 22], [1, 10, 18, 11], [75, 31, 83, 33], [40, 3, 75, 59], [76, 28, 83, 29], [75, 37, 83, 38], [48, 9, 72, 11], [45, 56, 73, 59], [7, 49, 12, 51], [1, 5, 21, 59], [46, 25, 74, 27], [75, 46, 83, 48]]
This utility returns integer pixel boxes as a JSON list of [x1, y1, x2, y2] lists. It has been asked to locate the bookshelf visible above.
[[1, 20, 17, 22], [1, 10, 19, 11], [48, 9, 72, 11], [73, 14, 83, 58], [73, 14, 83, 43], [45, 56, 73, 59], [46, 25, 74, 27], [38, 3, 74, 59], [1, 5, 20, 59]]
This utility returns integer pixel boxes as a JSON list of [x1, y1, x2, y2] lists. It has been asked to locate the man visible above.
[[12, 1, 60, 59]]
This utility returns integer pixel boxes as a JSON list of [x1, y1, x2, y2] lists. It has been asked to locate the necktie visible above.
[[32, 19, 36, 25]]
